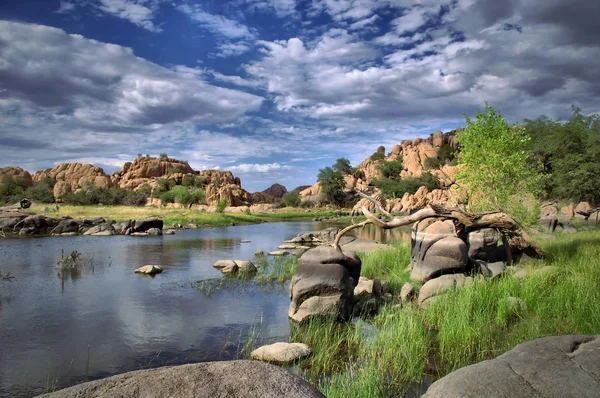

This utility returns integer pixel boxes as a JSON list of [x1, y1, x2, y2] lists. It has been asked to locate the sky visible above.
[[0, 0, 599, 192]]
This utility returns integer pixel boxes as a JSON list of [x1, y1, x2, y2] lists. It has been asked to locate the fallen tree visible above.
[[333, 191, 545, 259]]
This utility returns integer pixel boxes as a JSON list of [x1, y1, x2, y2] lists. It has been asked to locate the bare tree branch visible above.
[[355, 190, 393, 218], [333, 192, 545, 258]]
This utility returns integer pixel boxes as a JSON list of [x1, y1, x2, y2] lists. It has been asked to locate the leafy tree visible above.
[[282, 190, 301, 207], [168, 167, 184, 175], [370, 152, 385, 161], [216, 198, 228, 213], [171, 186, 192, 206], [159, 153, 168, 159], [457, 103, 543, 217], [24, 177, 54, 203], [525, 105, 600, 203], [0, 175, 27, 203], [317, 166, 345, 206], [333, 158, 352, 175], [377, 159, 403, 179], [373, 173, 439, 199]]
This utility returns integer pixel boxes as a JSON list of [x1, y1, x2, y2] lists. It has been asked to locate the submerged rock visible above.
[[134, 265, 163, 275], [250, 342, 312, 364], [269, 250, 290, 256], [38, 360, 325, 398], [423, 335, 600, 398]]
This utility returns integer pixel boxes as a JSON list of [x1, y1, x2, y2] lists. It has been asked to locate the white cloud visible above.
[[348, 14, 379, 31], [229, 163, 291, 173], [215, 42, 252, 57], [178, 4, 255, 39]]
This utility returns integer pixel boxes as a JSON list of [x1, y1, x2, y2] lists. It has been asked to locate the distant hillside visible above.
[[262, 183, 287, 199]]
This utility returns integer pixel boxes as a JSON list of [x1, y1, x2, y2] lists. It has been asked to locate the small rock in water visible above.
[[164, 229, 176, 235], [131, 232, 149, 236], [235, 260, 257, 273], [251, 342, 312, 364], [278, 244, 299, 250], [255, 250, 265, 256], [241, 240, 251, 243], [214, 260, 236, 269], [135, 265, 163, 275], [268, 250, 290, 256]]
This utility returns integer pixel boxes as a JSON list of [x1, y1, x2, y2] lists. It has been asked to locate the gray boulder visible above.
[[147, 227, 162, 236], [50, 219, 79, 235], [418, 274, 473, 307], [112, 219, 131, 234], [289, 246, 361, 323], [37, 360, 324, 398], [132, 218, 163, 233], [251, 342, 312, 364], [18, 215, 57, 234], [410, 219, 468, 282], [467, 228, 500, 261], [423, 335, 600, 398], [83, 222, 115, 236]]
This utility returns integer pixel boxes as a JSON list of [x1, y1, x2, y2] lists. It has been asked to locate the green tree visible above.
[[333, 158, 352, 175], [457, 103, 543, 217], [317, 166, 345, 206], [282, 190, 301, 207], [0, 176, 27, 203], [377, 159, 403, 179], [159, 153, 168, 159], [216, 198, 228, 213], [24, 177, 54, 203], [171, 186, 192, 206]]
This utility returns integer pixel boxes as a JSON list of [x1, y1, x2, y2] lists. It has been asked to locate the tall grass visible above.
[[289, 230, 600, 396]]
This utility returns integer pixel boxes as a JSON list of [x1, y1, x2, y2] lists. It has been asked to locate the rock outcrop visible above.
[[423, 335, 600, 398], [111, 156, 194, 190], [262, 183, 288, 199], [250, 342, 312, 364], [0, 166, 33, 187], [289, 246, 361, 323], [38, 360, 325, 398], [33, 163, 112, 199]]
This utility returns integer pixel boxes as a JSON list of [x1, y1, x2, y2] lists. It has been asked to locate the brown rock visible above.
[[0, 166, 33, 187], [33, 163, 112, 199], [134, 265, 163, 275], [111, 156, 194, 190], [251, 342, 312, 364], [432, 130, 444, 148]]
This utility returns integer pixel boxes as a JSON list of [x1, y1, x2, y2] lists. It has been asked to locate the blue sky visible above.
[[0, 0, 599, 192]]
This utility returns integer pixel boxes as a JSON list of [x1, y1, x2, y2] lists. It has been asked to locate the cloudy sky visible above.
[[1, 0, 598, 191]]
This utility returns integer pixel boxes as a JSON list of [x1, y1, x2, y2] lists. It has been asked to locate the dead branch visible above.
[[333, 194, 545, 258], [354, 190, 393, 218]]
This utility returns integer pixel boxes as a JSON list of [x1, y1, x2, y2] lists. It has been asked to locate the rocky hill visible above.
[[0, 166, 33, 187], [300, 129, 462, 213], [33, 163, 113, 199], [111, 156, 195, 190], [262, 183, 287, 199]]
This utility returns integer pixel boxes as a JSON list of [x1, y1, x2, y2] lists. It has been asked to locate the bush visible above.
[[61, 186, 148, 206], [159, 190, 175, 204], [370, 152, 385, 161], [373, 172, 439, 199], [182, 175, 206, 188], [159, 153, 168, 159], [216, 199, 228, 213], [377, 159, 403, 179], [0, 175, 27, 203], [283, 191, 301, 207], [24, 177, 54, 203], [333, 158, 353, 175], [168, 167, 184, 175], [300, 200, 314, 208]]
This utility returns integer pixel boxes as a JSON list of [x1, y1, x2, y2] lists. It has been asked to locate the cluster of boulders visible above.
[[540, 201, 599, 232], [33, 163, 113, 199], [0, 212, 165, 236]]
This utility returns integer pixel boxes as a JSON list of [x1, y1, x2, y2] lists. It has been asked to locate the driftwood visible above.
[[333, 195, 545, 259]]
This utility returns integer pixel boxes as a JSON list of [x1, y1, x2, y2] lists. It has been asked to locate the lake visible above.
[[0, 221, 408, 397]]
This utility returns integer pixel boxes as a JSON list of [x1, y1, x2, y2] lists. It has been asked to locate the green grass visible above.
[[287, 230, 600, 397], [254, 253, 298, 284], [28, 203, 335, 228]]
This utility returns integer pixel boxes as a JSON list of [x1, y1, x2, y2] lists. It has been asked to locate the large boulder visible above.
[[418, 274, 473, 307], [289, 246, 361, 323], [33, 163, 112, 199], [111, 155, 194, 190], [410, 218, 468, 282], [467, 228, 501, 261], [17, 215, 58, 235], [37, 360, 325, 398], [50, 219, 79, 235], [132, 218, 163, 233], [0, 166, 33, 187], [423, 335, 600, 398]]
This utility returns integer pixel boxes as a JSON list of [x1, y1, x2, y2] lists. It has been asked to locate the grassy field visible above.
[[284, 230, 600, 397], [27, 203, 336, 228]]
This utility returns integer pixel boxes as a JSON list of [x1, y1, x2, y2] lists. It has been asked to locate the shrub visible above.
[[377, 159, 403, 179], [159, 153, 168, 159], [159, 190, 175, 204], [24, 177, 54, 203], [0, 175, 27, 203], [333, 158, 353, 175], [300, 200, 314, 208], [317, 167, 346, 206], [283, 190, 301, 207], [168, 167, 184, 175], [216, 198, 228, 213], [370, 152, 385, 161]]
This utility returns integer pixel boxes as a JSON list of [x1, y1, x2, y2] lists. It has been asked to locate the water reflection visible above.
[[0, 221, 351, 397]]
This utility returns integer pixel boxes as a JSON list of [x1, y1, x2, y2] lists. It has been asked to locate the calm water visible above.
[[0, 221, 408, 397]]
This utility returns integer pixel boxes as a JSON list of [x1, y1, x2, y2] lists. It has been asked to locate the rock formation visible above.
[[38, 360, 325, 398], [423, 335, 600, 398], [289, 246, 361, 323], [262, 183, 287, 199], [33, 163, 112, 199], [111, 156, 194, 190], [0, 166, 33, 187]]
